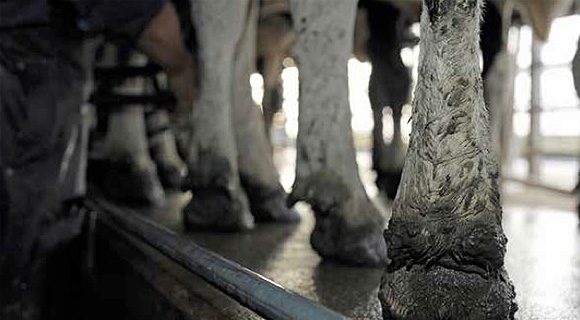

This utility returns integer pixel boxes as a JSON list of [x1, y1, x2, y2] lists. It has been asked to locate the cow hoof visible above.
[[376, 170, 402, 200], [310, 200, 388, 267], [250, 191, 301, 224], [379, 265, 517, 320], [157, 162, 187, 190], [291, 171, 388, 266], [183, 188, 255, 232], [88, 159, 166, 207]]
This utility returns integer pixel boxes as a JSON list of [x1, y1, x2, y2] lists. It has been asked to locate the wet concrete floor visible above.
[[139, 180, 580, 320], [102, 148, 578, 319]]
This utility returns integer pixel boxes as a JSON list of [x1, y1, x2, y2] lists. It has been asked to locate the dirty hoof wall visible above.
[[247, 188, 302, 224], [379, 265, 517, 320], [183, 188, 255, 232], [88, 158, 166, 207], [156, 161, 187, 190], [290, 172, 389, 267], [309, 197, 388, 267]]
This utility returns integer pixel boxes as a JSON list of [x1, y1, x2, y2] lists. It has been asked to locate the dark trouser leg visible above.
[[0, 39, 85, 318]]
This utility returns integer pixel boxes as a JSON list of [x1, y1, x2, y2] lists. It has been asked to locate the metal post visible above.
[[86, 198, 350, 320], [528, 36, 542, 182]]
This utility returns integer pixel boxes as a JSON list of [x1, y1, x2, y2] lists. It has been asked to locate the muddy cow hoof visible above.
[[376, 170, 402, 200], [88, 159, 166, 207], [249, 190, 301, 224], [379, 265, 517, 320], [310, 206, 388, 267], [157, 162, 187, 190], [291, 172, 389, 266], [183, 188, 255, 232]]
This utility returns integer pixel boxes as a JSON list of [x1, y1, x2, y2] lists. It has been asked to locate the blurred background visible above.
[[250, 14, 580, 196]]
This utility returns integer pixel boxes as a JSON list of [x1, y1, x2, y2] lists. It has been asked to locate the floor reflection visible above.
[[503, 203, 580, 320]]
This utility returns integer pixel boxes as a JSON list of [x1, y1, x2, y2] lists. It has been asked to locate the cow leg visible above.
[[379, 1, 517, 318], [366, 2, 411, 200], [370, 69, 407, 201], [261, 55, 285, 137], [377, 105, 406, 200], [233, 0, 300, 223], [574, 32, 580, 98], [90, 44, 165, 206], [573, 35, 580, 220], [183, 0, 254, 231], [481, 1, 507, 171], [257, 13, 295, 139], [98, 106, 166, 206], [289, 0, 388, 266], [146, 109, 187, 189]]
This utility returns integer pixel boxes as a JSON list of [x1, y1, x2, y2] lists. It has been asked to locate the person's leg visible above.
[[0, 31, 85, 318]]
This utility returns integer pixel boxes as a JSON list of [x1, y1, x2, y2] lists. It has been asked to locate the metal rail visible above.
[[86, 197, 350, 320]]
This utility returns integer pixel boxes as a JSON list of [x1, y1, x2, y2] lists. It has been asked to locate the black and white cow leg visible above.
[[146, 109, 187, 190], [232, 0, 300, 224], [376, 105, 406, 200], [183, 0, 254, 231], [366, 2, 411, 200], [288, 0, 388, 266], [379, 1, 517, 318]]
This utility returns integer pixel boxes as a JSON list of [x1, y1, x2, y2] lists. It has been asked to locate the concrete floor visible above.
[[501, 184, 580, 320], [140, 179, 580, 320], [102, 149, 579, 320]]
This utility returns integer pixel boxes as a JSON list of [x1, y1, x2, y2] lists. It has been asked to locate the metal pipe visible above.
[[86, 198, 350, 320]]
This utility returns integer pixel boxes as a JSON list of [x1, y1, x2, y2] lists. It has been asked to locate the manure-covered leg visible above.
[[379, 1, 517, 318], [233, 0, 299, 223], [289, 0, 388, 266], [366, 1, 411, 200], [183, 0, 254, 231]]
